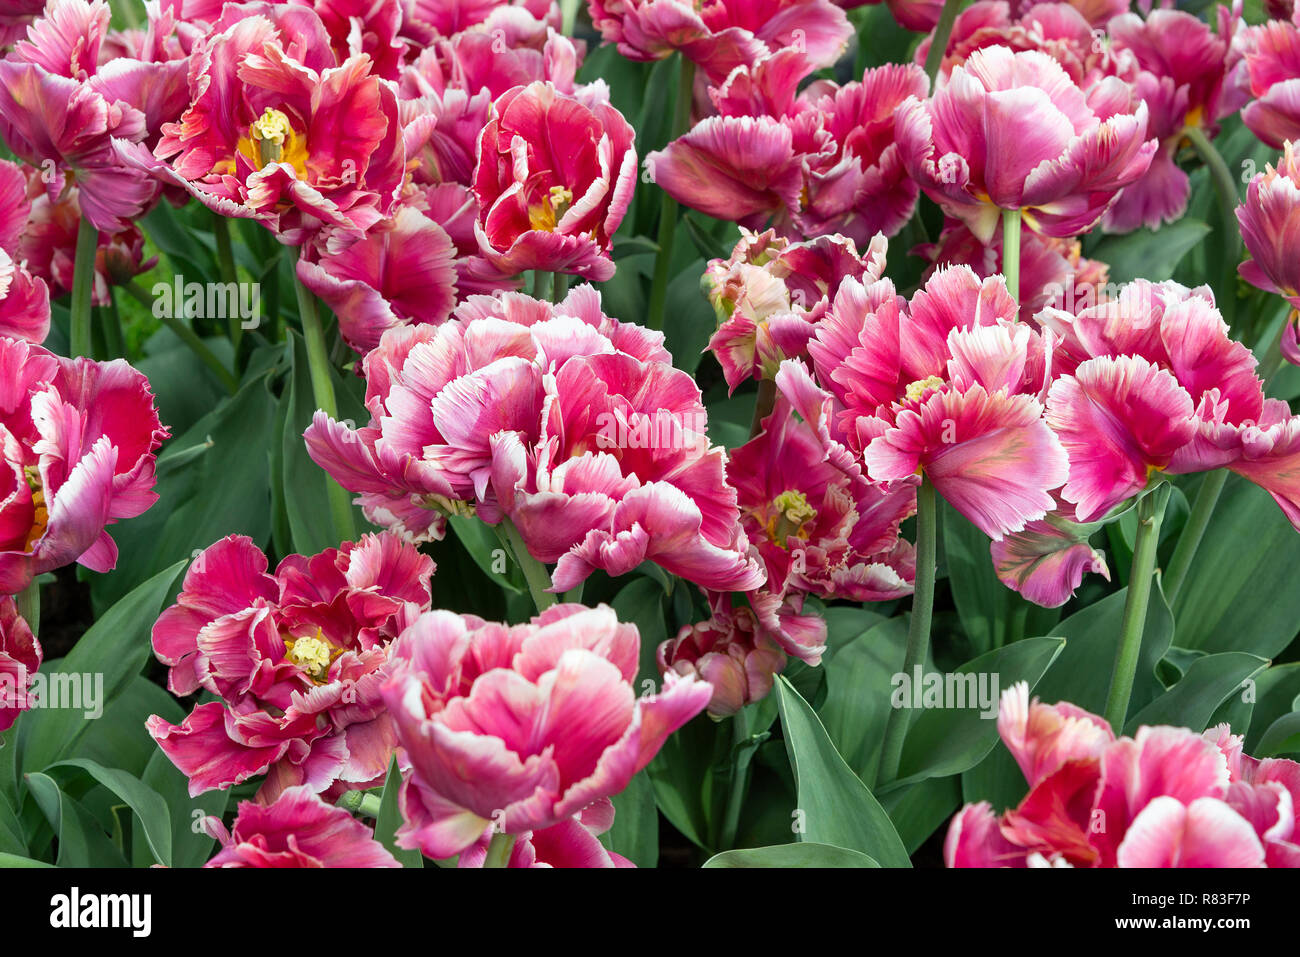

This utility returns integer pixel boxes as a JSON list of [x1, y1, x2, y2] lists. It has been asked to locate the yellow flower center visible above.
[[22, 466, 46, 552], [283, 629, 338, 683], [232, 107, 310, 179], [904, 375, 945, 404], [529, 185, 574, 232], [765, 490, 817, 546]]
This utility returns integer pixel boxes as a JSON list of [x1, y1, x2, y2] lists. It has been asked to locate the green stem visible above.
[[502, 520, 557, 613], [213, 214, 241, 348], [551, 271, 569, 304], [532, 270, 553, 301], [295, 272, 357, 544], [1183, 125, 1239, 330], [484, 831, 516, 868], [1103, 488, 1167, 732], [336, 790, 382, 817], [15, 580, 39, 636], [1002, 207, 1022, 305], [123, 281, 238, 393], [68, 217, 99, 359], [101, 288, 125, 358], [1162, 469, 1225, 605], [878, 476, 937, 785], [718, 707, 753, 851], [646, 55, 696, 332], [923, 0, 961, 85], [749, 378, 777, 438]]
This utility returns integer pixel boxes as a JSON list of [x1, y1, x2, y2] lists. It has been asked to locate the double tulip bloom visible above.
[[1238, 141, 1300, 366], [148, 532, 435, 800], [305, 286, 764, 595], [948, 683, 1300, 867], [381, 603, 712, 858], [895, 45, 1157, 241], [0, 337, 167, 594], [471, 80, 637, 282]]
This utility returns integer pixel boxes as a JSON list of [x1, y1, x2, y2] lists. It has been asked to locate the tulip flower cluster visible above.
[[0, 0, 1297, 879]]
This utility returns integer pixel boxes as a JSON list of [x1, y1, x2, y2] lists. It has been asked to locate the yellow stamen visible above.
[[22, 466, 46, 552], [765, 490, 817, 546], [283, 628, 338, 683], [528, 185, 574, 232], [232, 107, 310, 179], [904, 375, 945, 404]]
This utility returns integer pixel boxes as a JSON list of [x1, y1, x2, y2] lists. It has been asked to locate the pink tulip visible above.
[[0, 0, 178, 233], [147, 532, 435, 800], [306, 285, 763, 594], [895, 44, 1156, 241], [295, 205, 460, 357], [1103, 9, 1242, 232], [918, 2, 1136, 89], [1238, 141, 1300, 366], [658, 593, 788, 718], [0, 337, 167, 593], [381, 603, 712, 859], [1038, 280, 1300, 526], [648, 61, 926, 244], [703, 228, 887, 392], [0, 596, 40, 732], [1242, 15, 1300, 149], [204, 784, 400, 867], [471, 81, 636, 281], [457, 799, 634, 867], [808, 263, 1069, 540], [733, 360, 917, 608], [947, 683, 1291, 867], [586, 0, 852, 82], [118, 2, 406, 246]]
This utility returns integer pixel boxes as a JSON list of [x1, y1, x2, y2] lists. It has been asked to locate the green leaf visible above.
[[90, 372, 276, 613], [19, 561, 186, 774], [1246, 663, 1300, 754], [0, 852, 54, 867], [891, 637, 1065, 788], [703, 842, 879, 868], [819, 617, 909, 784], [611, 577, 668, 688], [1255, 711, 1300, 758], [662, 257, 712, 376], [1031, 586, 1174, 717], [602, 770, 658, 868], [775, 676, 910, 867], [44, 760, 172, 867], [281, 332, 371, 554], [1126, 652, 1269, 735], [375, 756, 422, 867], [1089, 219, 1211, 283], [647, 715, 715, 851], [137, 747, 227, 868], [879, 775, 962, 855], [1170, 475, 1300, 658], [24, 772, 127, 867], [447, 516, 525, 596]]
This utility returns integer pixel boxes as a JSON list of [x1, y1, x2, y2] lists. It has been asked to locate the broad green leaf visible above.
[[880, 775, 962, 855], [891, 637, 1065, 788], [1246, 663, 1300, 754], [0, 852, 53, 867], [602, 770, 658, 868], [20, 561, 185, 774], [375, 756, 422, 868], [703, 842, 879, 868], [819, 617, 909, 783], [1032, 586, 1173, 717], [1126, 652, 1269, 735], [611, 577, 668, 688], [647, 715, 715, 851], [1171, 475, 1300, 658], [25, 772, 127, 868], [775, 676, 910, 867], [1255, 712, 1300, 758], [1090, 219, 1210, 283], [447, 516, 525, 596], [137, 747, 227, 869], [45, 760, 171, 867]]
